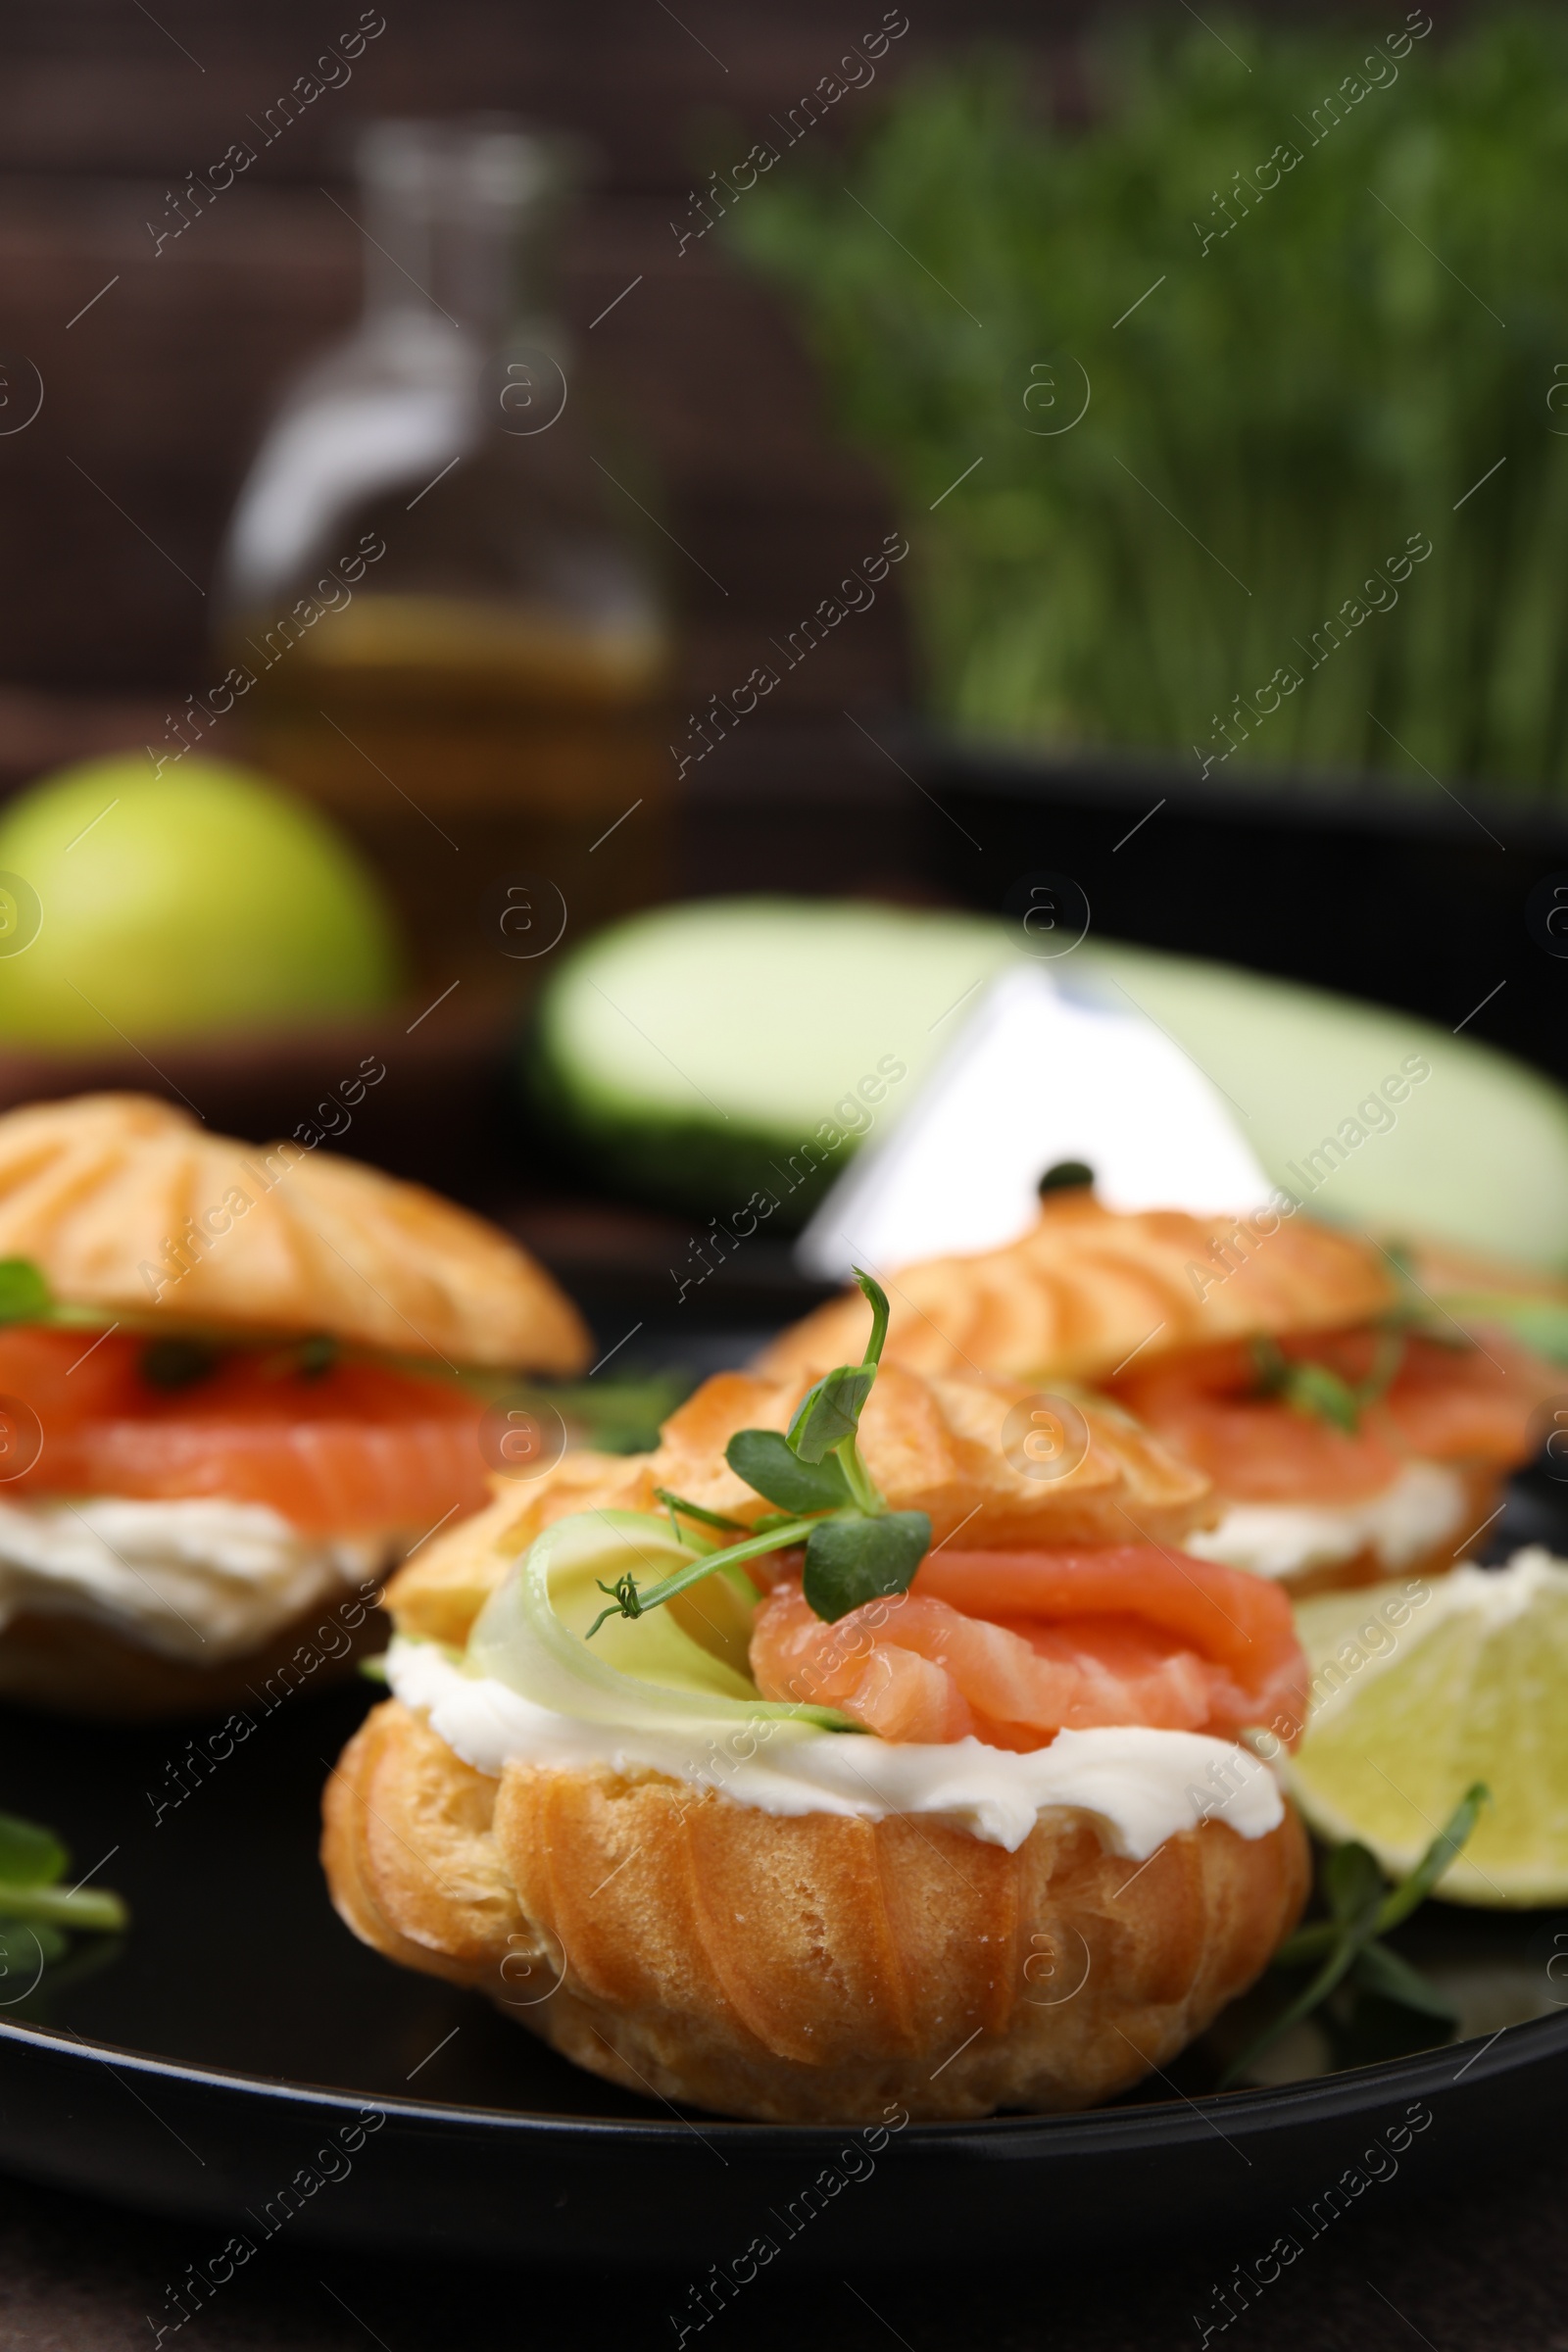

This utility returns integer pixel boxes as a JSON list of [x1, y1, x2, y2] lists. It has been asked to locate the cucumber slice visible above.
[[529, 897, 1009, 1219], [466, 1509, 853, 1734], [1092, 940, 1568, 1268], [529, 897, 1568, 1266]]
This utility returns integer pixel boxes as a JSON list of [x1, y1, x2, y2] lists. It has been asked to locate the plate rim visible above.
[[6, 2001, 1566, 2154]]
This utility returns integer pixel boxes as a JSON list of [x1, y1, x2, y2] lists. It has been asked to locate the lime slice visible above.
[[1290, 1551, 1568, 1906]]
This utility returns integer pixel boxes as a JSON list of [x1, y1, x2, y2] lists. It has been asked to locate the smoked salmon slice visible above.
[[0, 1327, 487, 1535], [749, 1544, 1307, 1750], [1113, 1328, 1554, 1504]]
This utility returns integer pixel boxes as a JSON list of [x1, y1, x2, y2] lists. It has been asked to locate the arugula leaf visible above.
[[803, 1511, 932, 1623], [0, 1258, 51, 1327], [1322, 1838, 1385, 1924], [532, 1372, 694, 1456], [1375, 1782, 1489, 1933], [723, 1432, 853, 1514], [1221, 1907, 1374, 2091], [1351, 1939, 1457, 2021], [1219, 1784, 1486, 2088]]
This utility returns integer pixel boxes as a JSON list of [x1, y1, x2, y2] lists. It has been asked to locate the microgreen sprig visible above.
[[1250, 1325, 1408, 1436], [0, 1808, 129, 1996], [1219, 1783, 1487, 2089], [588, 1270, 932, 1637]]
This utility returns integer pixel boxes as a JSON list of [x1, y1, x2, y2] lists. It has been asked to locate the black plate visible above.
[[1, 1448, 1565, 2267]]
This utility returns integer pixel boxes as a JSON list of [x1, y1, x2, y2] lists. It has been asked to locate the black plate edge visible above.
[[6, 2009, 1565, 2266], [7, 2001, 1565, 2155]]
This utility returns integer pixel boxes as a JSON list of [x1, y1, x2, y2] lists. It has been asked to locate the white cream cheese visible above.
[[386, 1634, 1286, 1857], [0, 1496, 388, 1662], [1185, 1460, 1468, 1583]]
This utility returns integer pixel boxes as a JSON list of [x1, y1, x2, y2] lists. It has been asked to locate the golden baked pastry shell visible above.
[[0, 1092, 588, 1369], [322, 1699, 1309, 2124]]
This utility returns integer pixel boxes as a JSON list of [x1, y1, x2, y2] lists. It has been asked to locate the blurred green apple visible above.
[[0, 756, 403, 1046]]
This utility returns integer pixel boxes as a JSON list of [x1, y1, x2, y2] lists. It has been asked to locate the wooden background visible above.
[[0, 0, 1394, 897]]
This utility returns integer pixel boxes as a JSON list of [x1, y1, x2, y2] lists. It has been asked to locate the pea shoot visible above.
[[0, 1807, 128, 1998], [587, 1269, 932, 1637]]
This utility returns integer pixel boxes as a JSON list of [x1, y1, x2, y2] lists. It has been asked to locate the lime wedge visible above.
[[1290, 1551, 1568, 1906]]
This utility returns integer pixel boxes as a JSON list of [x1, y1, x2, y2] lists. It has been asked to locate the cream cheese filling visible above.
[[0, 1496, 390, 1663], [385, 1634, 1286, 1857], [1184, 1460, 1469, 1584]]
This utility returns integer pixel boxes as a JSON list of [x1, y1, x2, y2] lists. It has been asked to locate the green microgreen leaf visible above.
[[653, 1486, 749, 1536], [787, 1363, 875, 1463], [594, 1571, 646, 1625], [0, 1809, 66, 1888], [585, 1513, 820, 1637], [724, 1431, 853, 1514], [1350, 1939, 1456, 2021], [784, 1268, 891, 1465], [0, 1884, 127, 1932], [1219, 1912, 1371, 2092], [1322, 1838, 1385, 1924], [1219, 1783, 1487, 2089], [513, 1372, 694, 1456], [856, 1267, 892, 1369], [1375, 1782, 1490, 1934], [802, 1511, 932, 1623], [587, 1268, 927, 1641], [1282, 1359, 1362, 1434], [1250, 1330, 1407, 1436], [0, 1806, 128, 1942], [0, 1258, 52, 1327], [721, 32, 1568, 795]]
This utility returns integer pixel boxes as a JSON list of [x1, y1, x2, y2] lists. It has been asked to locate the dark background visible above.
[[4, 2137, 1568, 2352]]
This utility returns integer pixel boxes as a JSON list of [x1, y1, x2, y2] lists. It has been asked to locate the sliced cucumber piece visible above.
[[1092, 940, 1568, 1268], [528, 897, 1568, 1266], [466, 1510, 854, 1733], [529, 897, 1009, 1217]]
